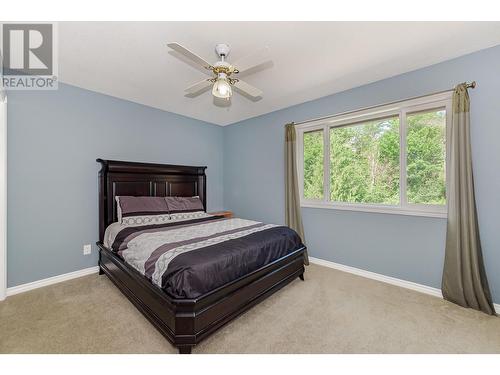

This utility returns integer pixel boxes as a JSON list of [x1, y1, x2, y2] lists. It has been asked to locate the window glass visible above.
[[303, 130, 324, 199], [406, 109, 446, 205], [329, 116, 400, 204]]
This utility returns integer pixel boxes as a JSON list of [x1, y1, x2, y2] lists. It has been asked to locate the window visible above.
[[297, 92, 451, 217], [303, 130, 324, 199], [406, 109, 446, 205], [329, 116, 400, 205]]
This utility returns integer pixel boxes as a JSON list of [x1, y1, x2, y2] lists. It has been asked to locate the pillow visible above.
[[164, 196, 206, 221], [164, 196, 204, 213], [116, 196, 170, 225]]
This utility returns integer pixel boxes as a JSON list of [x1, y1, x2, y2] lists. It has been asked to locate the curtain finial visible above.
[[466, 81, 476, 89]]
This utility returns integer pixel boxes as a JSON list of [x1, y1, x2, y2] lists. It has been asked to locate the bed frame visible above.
[[96, 159, 306, 354]]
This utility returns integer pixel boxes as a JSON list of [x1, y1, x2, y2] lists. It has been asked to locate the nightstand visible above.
[[209, 210, 233, 219]]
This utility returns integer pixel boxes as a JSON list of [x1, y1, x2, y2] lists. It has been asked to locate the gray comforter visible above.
[[105, 215, 304, 299]]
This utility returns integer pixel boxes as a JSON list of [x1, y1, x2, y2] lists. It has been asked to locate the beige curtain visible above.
[[441, 83, 495, 315], [285, 123, 309, 265]]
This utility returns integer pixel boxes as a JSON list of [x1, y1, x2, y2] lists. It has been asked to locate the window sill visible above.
[[301, 201, 447, 219]]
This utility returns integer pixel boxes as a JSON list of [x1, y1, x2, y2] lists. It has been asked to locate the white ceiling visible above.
[[59, 22, 500, 126]]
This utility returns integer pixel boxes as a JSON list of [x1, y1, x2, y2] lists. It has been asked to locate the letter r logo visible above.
[[2, 24, 53, 76]]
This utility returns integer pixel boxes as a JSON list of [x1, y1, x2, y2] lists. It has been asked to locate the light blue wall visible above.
[[7, 83, 224, 287], [224, 45, 500, 303]]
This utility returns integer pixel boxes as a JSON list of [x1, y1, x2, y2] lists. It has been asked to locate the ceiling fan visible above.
[[167, 42, 270, 101]]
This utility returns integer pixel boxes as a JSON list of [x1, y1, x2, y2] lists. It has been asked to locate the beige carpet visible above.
[[1, 264, 499, 353]]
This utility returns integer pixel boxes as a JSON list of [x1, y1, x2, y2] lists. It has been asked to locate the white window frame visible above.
[[296, 91, 452, 218], [0, 90, 6, 301]]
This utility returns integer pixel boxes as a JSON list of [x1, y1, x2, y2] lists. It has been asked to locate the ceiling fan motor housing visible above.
[[215, 43, 230, 57]]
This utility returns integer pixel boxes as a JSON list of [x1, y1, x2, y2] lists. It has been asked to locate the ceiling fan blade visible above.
[[184, 79, 213, 97], [185, 79, 212, 93], [167, 42, 212, 70], [233, 47, 271, 75], [233, 79, 263, 98]]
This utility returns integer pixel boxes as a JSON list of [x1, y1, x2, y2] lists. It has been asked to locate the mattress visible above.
[[104, 214, 304, 299]]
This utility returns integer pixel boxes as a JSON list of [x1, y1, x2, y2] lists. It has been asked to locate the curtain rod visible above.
[[291, 81, 476, 127]]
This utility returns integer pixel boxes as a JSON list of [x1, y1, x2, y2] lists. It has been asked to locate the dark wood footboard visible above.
[[98, 243, 306, 353]]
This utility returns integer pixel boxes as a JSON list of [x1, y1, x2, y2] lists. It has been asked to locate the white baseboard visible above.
[[6, 266, 99, 297], [5, 258, 499, 315], [309, 256, 500, 314]]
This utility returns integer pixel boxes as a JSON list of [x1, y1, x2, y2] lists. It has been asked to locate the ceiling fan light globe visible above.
[[212, 78, 232, 99]]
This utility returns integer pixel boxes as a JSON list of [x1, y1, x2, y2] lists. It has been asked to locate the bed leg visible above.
[[99, 267, 105, 275], [299, 273, 305, 281], [178, 346, 192, 354]]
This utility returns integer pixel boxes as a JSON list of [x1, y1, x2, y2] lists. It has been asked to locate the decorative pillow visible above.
[[116, 196, 170, 225], [164, 196, 204, 213]]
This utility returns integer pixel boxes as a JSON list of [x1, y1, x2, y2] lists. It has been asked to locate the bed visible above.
[[96, 159, 307, 353]]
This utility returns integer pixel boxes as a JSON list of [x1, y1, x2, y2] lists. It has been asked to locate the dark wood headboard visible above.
[[97, 159, 207, 242]]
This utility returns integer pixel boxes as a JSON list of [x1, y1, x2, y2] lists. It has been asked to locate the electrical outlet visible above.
[[83, 244, 92, 255]]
